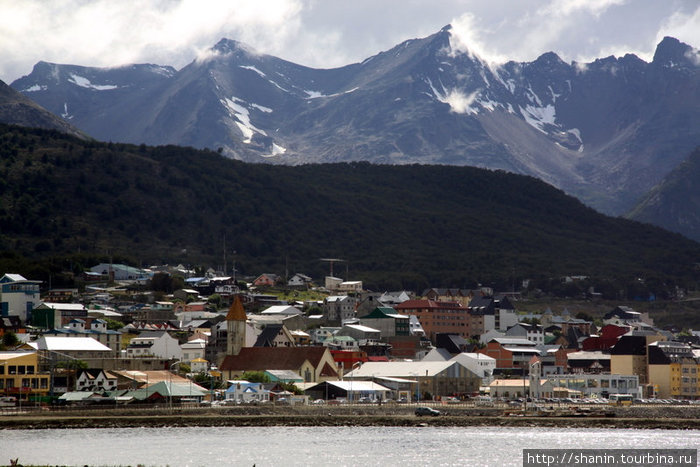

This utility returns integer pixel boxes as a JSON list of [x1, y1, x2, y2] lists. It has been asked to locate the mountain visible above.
[[1, 124, 699, 293], [627, 146, 700, 242], [0, 79, 85, 138], [11, 28, 700, 216]]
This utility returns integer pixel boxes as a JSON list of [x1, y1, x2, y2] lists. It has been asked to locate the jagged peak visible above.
[[197, 38, 261, 64], [653, 36, 699, 68]]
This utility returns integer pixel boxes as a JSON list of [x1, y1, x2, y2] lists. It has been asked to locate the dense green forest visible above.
[[0, 123, 699, 294]]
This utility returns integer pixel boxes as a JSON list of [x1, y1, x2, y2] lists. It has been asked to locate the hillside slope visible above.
[[0, 124, 698, 291], [628, 147, 700, 242]]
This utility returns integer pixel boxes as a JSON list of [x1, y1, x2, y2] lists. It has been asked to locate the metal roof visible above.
[[29, 336, 113, 352], [346, 361, 458, 378]]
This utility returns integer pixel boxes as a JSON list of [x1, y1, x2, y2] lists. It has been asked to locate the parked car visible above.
[[415, 407, 440, 417]]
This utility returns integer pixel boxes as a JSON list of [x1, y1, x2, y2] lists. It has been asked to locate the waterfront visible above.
[[2, 426, 698, 466]]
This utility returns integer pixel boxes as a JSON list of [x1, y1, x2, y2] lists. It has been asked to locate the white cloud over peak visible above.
[[0, 0, 697, 83]]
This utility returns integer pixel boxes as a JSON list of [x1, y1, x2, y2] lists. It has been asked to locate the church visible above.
[[219, 295, 339, 382]]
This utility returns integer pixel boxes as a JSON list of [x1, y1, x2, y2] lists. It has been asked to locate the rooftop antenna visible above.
[[320, 258, 345, 278]]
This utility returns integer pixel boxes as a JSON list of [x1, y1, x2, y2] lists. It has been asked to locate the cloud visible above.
[[0, 0, 697, 84], [0, 0, 304, 81]]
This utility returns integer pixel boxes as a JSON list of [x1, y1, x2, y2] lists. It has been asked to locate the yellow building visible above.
[[648, 341, 700, 399], [0, 351, 51, 402]]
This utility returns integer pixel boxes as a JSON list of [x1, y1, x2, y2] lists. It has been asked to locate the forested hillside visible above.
[[0, 124, 698, 293]]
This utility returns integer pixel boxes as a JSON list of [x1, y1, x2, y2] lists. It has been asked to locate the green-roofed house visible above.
[[359, 307, 410, 338], [126, 380, 207, 403]]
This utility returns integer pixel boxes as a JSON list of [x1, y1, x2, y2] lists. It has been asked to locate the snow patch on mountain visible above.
[[239, 65, 266, 78], [426, 77, 479, 114], [68, 74, 118, 91], [304, 87, 359, 100], [61, 102, 72, 120], [251, 103, 272, 113], [22, 84, 46, 92], [221, 96, 267, 143], [260, 143, 287, 158], [519, 104, 556, 133]]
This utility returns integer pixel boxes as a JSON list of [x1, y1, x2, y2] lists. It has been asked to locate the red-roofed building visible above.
[[220, 346, 339, 382], [581, 324, 629, 351]]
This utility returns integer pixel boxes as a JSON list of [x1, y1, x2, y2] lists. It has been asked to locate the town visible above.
[[1, 262, 699, 413]]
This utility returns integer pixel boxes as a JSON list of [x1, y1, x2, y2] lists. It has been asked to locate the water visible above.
[[1, 426, 698, 466]]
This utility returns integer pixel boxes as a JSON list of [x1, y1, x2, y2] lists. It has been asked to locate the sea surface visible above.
[[1, 426, 698, 466]]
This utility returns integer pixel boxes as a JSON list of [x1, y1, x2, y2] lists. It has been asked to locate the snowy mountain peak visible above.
[[212, 38, 259, 58]]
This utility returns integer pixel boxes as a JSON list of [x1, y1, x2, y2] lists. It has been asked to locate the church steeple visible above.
[[226, 295, 247, 356]]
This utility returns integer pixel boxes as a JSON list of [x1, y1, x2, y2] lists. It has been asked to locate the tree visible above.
[[241, 371, 270, 383], [1, 332, 19, 350]]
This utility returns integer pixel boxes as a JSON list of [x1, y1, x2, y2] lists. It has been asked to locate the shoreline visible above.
[[2, 406, 700, 430]]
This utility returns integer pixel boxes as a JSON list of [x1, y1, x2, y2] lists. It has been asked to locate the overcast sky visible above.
[[1, 0, 698, 83]]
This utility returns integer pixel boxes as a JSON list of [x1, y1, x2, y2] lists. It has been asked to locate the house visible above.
[[32, 303, 88, 329], [0, 351, 51, 403], [287, 273, 313, 288], [323, 295, 358, 324], [126, 331, 182, 360], [253, 324, 296, 348], [126, 380, 207, 403], [477, 338, 541, 375], [0, 273, 42, 324], [180, 338, 207, 363], [489, 379, 553, 399], [434, 333, 473, 354], [27, 336, 116, 359], [325, 276, 363, 292], [358, 307, 410, 338], [225, 380, 271, 404], [323, 335, 359, 351], [467, 295, 518, 334], [75, 369, 118, 392], [335, 324, 381, 344], [42, 317, 122, 353], [89, 263, 150, 282], [220, 346, 340, 382], [252, 273, 280, 287], [309, 327, 341, 344], [42, 288, 79, 303], [506, 323, 545, 345]]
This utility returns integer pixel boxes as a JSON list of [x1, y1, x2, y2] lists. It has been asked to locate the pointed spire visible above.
[[226, 295, 247, 321]]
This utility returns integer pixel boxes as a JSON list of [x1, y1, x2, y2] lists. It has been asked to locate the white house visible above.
[[75, 369, 118, 392], [225, 380, 270, 404], [125, 331, 182, 359], [180, 338, 206, 363]]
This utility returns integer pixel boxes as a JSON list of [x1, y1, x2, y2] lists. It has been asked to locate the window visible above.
[[6, 379, 14, 388], [31, 378, 38, 389], [18, 366, 26, 375], [21, 378, 30, 388], [0, 365, 3, 375], [8, 366, 16, 375], [40, 379, 48, 389], [26, 366, 34, 375]]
